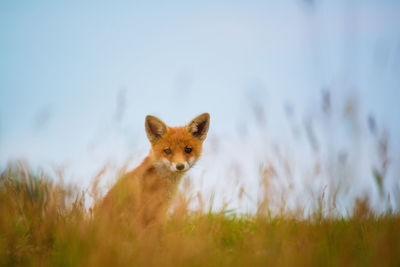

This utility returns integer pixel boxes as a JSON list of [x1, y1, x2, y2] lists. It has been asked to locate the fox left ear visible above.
[[145, 115, 168, 144], [186, 113, 210, 141]]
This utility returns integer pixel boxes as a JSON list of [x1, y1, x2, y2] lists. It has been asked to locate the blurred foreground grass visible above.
[[1, 163, 399, 267]]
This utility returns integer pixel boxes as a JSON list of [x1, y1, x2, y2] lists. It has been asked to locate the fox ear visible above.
[[145, 115, 168, 143], [186, 113, 210, 141]]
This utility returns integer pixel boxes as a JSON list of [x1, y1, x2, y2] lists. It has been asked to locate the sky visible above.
[[1, 0, 400, 214]]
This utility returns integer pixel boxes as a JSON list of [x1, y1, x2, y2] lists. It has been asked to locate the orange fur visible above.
[[100, 113, 210, 225]]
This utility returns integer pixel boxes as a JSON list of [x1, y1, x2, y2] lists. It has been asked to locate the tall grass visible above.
[[1, 162, 399, 266]]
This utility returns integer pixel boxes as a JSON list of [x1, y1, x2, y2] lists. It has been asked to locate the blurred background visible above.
[[1, 0, 399, 215]]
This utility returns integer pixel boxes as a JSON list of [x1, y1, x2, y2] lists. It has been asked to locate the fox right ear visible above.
[[145, 115, 168, 143], [186, 113, 210, 141]]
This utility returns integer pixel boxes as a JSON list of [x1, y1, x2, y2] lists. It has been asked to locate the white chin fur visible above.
[[170, 162, 190, 172], [158, 158, 191, 172], [160, 157, 195, 172], [159, 158, 172, 169], [188, 157, 196, 168]]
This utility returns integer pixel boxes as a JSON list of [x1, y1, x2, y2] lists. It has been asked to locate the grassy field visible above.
[[1, 163, 399, 267]]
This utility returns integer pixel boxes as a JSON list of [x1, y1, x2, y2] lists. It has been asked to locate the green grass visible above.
[[1, 163, 399, 266]]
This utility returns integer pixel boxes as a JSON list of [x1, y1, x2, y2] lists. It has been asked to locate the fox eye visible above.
[[164, 148, 171, 155], [184, 147, 192, 154]]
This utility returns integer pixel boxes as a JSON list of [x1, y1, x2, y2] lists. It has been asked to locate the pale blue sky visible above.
[[1, 0, 400, 213]]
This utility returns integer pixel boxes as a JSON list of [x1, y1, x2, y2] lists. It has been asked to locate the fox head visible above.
[[145, 113, 210, 173]]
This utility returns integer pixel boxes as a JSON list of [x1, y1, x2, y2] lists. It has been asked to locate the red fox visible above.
[[100, 113, 210, 225]]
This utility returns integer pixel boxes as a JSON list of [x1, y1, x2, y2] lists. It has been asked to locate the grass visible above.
[[1, 163, 400, 267]]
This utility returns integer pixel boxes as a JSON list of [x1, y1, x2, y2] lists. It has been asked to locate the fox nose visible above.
[[176, 164, 185, 171]]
